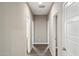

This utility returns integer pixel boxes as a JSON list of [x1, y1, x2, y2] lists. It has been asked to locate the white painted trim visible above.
[[47, 17, 49, 47], [49, 48, 53, 56], [32, 43, 49, 44], [27, 16, 32, 54]]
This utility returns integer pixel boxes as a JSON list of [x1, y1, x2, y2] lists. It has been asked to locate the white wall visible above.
[[48, 2, 63, 56], [0, 3, 33, 56], [34, 15, 48, 44]]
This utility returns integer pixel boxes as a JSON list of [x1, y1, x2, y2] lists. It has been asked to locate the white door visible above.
[[65, 19, 79, 56], [63, 2, 79, 56]]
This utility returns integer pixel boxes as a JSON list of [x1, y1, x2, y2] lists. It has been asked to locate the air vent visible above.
[[39, 5, 45, 8]]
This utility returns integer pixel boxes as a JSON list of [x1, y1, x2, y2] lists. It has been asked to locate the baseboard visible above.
[[32, 43, 49, 45]]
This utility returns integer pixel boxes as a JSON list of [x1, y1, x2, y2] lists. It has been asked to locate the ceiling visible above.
[[28, 2, 53, 15]]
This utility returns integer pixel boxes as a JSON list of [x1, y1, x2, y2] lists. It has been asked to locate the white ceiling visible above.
[[28, 2, 53, 15]]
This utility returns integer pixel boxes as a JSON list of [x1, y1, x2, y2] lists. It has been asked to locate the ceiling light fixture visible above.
[[38, 2, 43, 5]]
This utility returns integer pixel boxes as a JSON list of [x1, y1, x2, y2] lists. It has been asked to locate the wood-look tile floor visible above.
[[28, 44, 52, 56]]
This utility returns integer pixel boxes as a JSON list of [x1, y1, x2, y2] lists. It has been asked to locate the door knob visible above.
[[63, 48, 66, 51]]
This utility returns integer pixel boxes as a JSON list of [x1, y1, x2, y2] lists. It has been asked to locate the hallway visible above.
[[26, 2, 63, 56], [0, 2, 63, 56], [0, 2, 79, 56]]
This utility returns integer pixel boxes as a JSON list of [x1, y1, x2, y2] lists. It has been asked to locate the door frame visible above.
[[26, 16, 32, 54], [54, 14, 58, 56], [48, 11, 59, 56], [53, 13, 58, 56]]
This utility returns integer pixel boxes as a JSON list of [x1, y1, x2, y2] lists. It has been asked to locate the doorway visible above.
[[30, 15, 52, 56]]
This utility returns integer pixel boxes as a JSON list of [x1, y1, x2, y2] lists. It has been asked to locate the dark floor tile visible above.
[[29, 44, 52, 56]]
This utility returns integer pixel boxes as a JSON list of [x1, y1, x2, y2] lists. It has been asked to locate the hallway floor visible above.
[[28, 44, 52, 56]]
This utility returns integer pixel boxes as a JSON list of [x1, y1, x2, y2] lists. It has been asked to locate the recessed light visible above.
[[38, 2, 43, 5]]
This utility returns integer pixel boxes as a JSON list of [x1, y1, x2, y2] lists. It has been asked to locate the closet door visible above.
[[64, 2, 79, 56]]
